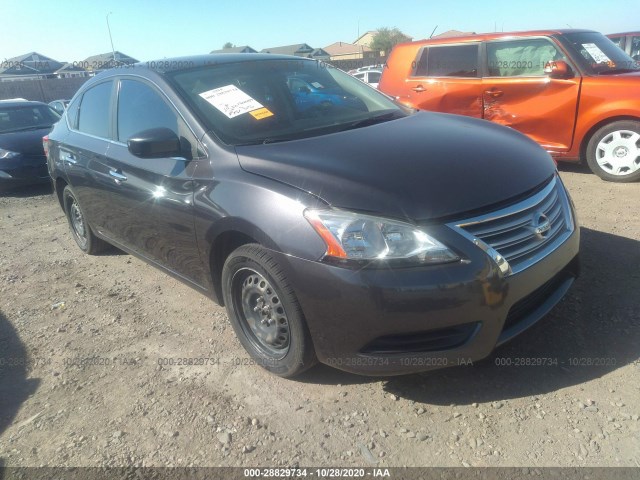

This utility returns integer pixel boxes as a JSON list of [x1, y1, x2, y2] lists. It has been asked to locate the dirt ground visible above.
[[0, 164, 639, 469]]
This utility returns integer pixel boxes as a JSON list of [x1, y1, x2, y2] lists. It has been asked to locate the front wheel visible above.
[[222, 244, 317, 378], [586, 121, 640, 182]]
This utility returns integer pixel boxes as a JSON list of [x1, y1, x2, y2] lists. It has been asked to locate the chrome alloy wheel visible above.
[[595, 129, 640, 176]]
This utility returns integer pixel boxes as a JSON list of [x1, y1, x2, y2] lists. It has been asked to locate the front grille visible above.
[[360, 323, 479, 354], [449, 175, 574, 275]]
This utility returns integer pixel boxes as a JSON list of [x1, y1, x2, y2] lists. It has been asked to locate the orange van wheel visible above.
[[586, 120, 640, 182]]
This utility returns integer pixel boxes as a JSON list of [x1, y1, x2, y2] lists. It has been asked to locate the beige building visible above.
[[323, 42, 376, 61], [354, 31, 378, 48]]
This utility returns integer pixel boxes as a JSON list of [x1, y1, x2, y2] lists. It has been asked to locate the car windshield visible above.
[[0, 104, 60, 133], [559, 32, 640, 74], [167, 59, 406, 145]]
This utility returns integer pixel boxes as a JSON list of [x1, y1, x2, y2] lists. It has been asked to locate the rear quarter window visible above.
[[413, 44, 479, 77]]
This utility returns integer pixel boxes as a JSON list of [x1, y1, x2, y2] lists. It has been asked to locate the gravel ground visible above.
[[0, 164, 639, 468]]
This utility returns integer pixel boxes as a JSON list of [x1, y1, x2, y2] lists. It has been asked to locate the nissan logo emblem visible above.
[[531, 212, 551, 239]]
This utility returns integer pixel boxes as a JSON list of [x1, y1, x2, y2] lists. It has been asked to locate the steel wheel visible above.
[[232, 268, 290, 358], [595, 129, 640, 176], [69, 199, 87, 247], [222, 244, 317, 377]]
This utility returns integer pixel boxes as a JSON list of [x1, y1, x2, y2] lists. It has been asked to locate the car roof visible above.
[[396, 28, 598, 48], [0, 100, 48, 108], [607, 32, 640, 36], [145, 53, 313, 74]]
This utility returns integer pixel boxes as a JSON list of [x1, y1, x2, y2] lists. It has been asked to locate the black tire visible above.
[[586, 120, 640, 182], [222, 244, 317, 378], [62, 186, 110, 254]]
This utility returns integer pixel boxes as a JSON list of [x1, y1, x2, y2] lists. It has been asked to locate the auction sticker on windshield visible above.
[[582, 43, 611, 64], [199, 85, 265, 118]]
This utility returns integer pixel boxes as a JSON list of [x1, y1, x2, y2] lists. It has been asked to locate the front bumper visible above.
[[0, 155, 49, 190], [274, 210, 580, 376]]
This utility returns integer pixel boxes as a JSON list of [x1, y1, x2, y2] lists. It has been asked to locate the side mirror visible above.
[[544, 60, 574, 79], [127, 127, 181, 158]]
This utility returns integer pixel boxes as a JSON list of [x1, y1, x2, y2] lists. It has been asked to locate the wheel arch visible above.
[[54, 176, 68, 210], [579, 115, 640, 162], [207, 218, 281, 306]]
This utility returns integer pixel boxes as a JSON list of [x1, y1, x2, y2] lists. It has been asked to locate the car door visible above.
[[482, 37, 581, 152], [63, 80, 118, 233], [401, 43, 483, 117], [104, 77, 206, 285], [366, 71, 381, 88]]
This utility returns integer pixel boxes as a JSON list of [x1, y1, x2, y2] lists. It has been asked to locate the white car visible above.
[[351, 69, 382, 89]]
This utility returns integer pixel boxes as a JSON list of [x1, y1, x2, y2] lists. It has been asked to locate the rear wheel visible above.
[[222, 244, 317, 377], [586, 120, 640, 182], [62, 186, 109, 254]]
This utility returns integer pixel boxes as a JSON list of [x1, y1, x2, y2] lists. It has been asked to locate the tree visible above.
[[223, 42, 235, 49], [369, 27, 411, 55]]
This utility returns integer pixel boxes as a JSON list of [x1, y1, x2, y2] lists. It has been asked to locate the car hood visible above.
[[0, 127, 51, 155], [235, 112, 556, 221]]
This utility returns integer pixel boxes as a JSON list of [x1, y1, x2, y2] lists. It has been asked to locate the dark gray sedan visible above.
[[46, 54, 579, 377]]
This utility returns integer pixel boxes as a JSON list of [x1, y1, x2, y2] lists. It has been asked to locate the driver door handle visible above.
[[412, 85, 427, 93], [109, 169, 127, 184]]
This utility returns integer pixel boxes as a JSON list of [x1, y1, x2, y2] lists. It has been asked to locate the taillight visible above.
[[43, 135, 49, 158]]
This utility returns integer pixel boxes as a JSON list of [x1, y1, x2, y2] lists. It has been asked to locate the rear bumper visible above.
[[274, 222, 580, 376]]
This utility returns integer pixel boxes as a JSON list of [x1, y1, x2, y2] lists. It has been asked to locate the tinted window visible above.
[[117, 80, 178, 142], [66, 96, 81, 129], [415, 44, 479, 77], [486, 38, 567, 77], [0, 105, 60, 133], [368, 71, 381, 83], [77, 81, 113, 138]]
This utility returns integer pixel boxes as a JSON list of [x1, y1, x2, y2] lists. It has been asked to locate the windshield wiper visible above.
[[598, 68, 639, 75], [340, 111, 401, 131]]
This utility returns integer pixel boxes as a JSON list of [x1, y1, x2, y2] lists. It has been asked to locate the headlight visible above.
[[0, 148, 20, 160], [304, 209, 459, 266]]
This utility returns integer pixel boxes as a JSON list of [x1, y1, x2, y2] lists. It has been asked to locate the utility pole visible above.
[[106, 12, 116, 64]]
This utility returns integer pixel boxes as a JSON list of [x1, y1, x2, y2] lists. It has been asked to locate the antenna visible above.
[[429, 25, 438, 38]]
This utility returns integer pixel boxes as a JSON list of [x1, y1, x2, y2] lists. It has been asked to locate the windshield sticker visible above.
[[311, 82, 324, 89], [199, 85, 265, 118], [249, 107, 274, 120], [582, 43, 611, 64]]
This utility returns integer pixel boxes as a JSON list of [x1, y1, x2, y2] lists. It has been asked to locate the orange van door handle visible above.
[[412, 85, 427, 93], [485, 89, 503, 98]]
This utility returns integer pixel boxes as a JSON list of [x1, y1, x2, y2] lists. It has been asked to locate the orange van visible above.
[[379, 30, 640, 182]]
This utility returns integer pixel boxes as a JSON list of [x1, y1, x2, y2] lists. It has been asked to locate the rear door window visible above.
[[486, 38, 567, 77], [414, 44, 479, 77], [77, 81, 113, 138]]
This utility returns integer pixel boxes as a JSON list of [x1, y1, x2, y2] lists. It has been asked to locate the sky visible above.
[[2, 0, 638, 63]]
